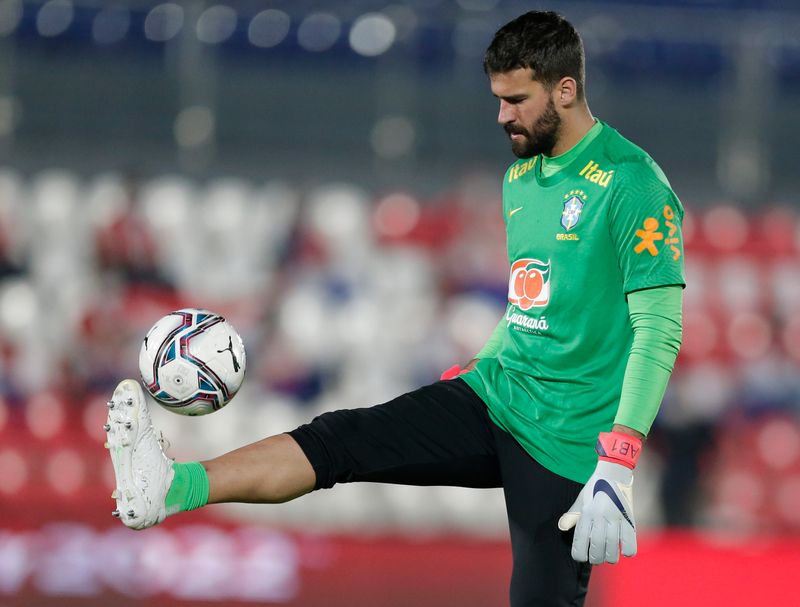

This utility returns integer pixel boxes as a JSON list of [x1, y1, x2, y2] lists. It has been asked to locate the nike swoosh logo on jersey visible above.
[[509, 206, 523, 217], [593, 479, 635, 529]]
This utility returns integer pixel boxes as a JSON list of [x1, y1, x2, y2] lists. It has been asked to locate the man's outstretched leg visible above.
[[107, 376, 501, 530], [204, 433, 315, 504], [106, 379, 315, 530]]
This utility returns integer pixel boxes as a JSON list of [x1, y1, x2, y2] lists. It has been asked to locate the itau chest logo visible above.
[[508, 258, 551, 310]]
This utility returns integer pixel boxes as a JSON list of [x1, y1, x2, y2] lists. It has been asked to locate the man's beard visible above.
[[504, 97, 561, 159]]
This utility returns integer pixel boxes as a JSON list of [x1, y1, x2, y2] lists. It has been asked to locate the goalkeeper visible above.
[[106, 11, 684, 606]]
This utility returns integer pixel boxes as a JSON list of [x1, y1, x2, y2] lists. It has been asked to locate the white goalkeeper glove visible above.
[[558, 431, 642, 565]]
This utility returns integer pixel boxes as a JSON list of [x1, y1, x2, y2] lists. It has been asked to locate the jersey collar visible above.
[[534, 120, 607, 188]]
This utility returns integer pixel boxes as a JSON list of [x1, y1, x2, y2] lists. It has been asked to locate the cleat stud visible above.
[[126, 398, 133, 406], [121, 439, 131, 447], [104, 442, 110, 449], [124, 421, 132, 429], [103, 424, 111, 432], [111, 510, 121, 518], [124, 490, 134, 501], [127, 509, 135, 517], [107, 401, 115, 409], [111, 489, 119, 499]]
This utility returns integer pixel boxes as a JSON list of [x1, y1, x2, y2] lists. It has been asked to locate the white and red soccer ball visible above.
[[139, 308, 246, 416]]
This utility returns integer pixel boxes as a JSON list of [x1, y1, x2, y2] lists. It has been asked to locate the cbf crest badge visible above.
[[561, 190, 586, 231]]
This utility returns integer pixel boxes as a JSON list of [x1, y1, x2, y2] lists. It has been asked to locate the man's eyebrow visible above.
[[493, 94, 528, 102]]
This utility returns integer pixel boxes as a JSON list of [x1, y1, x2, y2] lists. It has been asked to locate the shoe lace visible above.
[[157, 431, 171, 454]]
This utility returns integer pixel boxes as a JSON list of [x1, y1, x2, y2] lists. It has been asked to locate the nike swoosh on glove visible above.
[[558, 432, 642, 565]]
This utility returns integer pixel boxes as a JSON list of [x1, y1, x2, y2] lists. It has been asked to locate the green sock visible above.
[[165, 462, 209, 515]]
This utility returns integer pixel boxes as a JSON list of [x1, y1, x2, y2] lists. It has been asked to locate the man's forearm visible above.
[[613, 285, 683, 436]]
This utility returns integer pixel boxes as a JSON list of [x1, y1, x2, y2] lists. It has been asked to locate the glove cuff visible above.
[[596, 431, 642, 469]]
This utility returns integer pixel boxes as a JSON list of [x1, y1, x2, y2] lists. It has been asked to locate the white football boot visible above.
[[105, 379, 174, 530]]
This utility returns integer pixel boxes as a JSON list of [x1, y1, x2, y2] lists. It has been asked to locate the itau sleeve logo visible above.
[[508, 258, 551, 310]]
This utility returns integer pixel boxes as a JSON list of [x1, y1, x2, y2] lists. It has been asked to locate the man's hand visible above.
[[558, 431, 642, 565], [440, 364, 464, 380], [440, 359, 479, 380]]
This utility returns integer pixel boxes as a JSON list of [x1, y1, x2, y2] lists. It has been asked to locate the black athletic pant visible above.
[[289, 378, 591, 607]]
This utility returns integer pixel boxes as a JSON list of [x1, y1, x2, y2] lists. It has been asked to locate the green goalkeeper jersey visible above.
[[461, 121, 685, 483]]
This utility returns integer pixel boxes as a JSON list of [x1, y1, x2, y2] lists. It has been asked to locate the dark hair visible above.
[[484, 11, 585, 100]]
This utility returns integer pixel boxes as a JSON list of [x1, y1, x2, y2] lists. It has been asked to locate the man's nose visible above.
[[497, 100, 515, 125]]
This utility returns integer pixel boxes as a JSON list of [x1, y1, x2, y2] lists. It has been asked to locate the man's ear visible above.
[[555, 77, 578, 107]]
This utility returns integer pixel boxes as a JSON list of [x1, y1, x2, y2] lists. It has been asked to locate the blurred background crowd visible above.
[[0, 0, 799, 604]]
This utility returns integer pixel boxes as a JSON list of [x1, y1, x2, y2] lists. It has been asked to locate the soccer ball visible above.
[[139, 308, 246, 415]]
